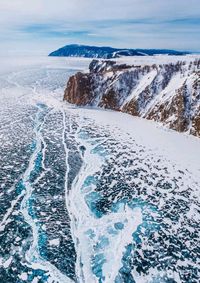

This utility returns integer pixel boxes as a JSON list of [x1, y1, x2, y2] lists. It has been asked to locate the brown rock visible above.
[[63, 59, 200, 137]]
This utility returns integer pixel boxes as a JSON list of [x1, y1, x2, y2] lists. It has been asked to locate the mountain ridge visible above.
[[49, 44, 189, 58]]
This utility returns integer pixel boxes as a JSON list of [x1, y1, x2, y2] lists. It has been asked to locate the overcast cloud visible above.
[[0, 0, 200, 55]]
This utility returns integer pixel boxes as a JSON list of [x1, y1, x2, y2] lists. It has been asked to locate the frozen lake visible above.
[[0, 56, 199, 283]]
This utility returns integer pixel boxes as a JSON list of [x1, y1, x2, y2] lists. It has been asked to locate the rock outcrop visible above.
[[64, 58, 200, 137]]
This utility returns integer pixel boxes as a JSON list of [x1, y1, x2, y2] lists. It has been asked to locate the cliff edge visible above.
[[64, 58, 200, 137]]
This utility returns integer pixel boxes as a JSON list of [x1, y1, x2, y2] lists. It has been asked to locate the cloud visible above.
[[0, 0, 200, 55]]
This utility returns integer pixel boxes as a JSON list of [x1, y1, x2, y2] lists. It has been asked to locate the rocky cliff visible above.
[[64, 57, 200, 137]]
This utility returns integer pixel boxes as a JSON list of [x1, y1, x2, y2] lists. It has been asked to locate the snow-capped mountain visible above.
[[64, 56, 200, 137], [49, 44, 188, 58]]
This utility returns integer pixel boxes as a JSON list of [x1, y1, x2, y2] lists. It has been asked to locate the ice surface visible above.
[[113, 54, 200, 66], [0, 56, 199, 283]]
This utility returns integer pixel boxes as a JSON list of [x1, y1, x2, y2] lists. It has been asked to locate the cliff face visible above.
[[64, 58, 200, 137]]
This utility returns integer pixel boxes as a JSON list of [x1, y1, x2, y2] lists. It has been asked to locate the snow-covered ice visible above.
[[0, 56, 199, 283]]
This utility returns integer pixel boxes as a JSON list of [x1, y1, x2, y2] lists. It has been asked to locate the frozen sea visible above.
[[0, 56, 200, 283]]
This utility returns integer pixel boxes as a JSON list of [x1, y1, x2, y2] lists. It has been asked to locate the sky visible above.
[[0, 0, 200, 55]]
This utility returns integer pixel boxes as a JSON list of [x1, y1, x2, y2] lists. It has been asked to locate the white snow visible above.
[[19, 273, 28, 281], [49, 238, 60, 246], [142, 71, 188, 117], [113, 54, 200, 66], [121, 69, 157, 108], [0, 55, 91, 75], [3, 257, 12, 268], [68, 107, 200, 179]]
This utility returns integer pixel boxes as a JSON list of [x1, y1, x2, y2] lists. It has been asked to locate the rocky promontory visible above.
[[64, 58, 200, 137]]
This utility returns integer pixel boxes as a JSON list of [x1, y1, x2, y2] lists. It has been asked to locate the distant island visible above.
[[49, 44, 189, 59]]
